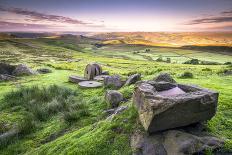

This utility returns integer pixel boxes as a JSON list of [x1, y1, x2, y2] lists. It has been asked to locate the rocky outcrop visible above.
[[105, 90, 123, 108], [131, 125, 224, 155], [104, 75, 123, 89], [133, 76, 218, 133], [12, 64, 36, 76], [125, 73, 141, 86]]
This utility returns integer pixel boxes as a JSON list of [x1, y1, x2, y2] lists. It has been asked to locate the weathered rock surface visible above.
[[0, 63, 16, 75], [78, 81, 103, 88], [131, 125, 224, 155], [133, 79, 218, 133], [37, 68, 52, 74], [104, 75, 123, 89], [69, 75, 86, 83], [153, 73, 176, 83], [106, 106, 128, 120], [94, 75, 109, 81], [105, 90, 123, 108], [0, 74, 16, 81], [12, 64, 36, 76], [125, 73, 141, 86]]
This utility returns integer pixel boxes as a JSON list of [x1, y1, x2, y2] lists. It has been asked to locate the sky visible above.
[[0, 0, 232, 32]]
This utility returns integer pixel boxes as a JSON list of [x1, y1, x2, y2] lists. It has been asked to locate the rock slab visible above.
[[133, 80, 218, 133]]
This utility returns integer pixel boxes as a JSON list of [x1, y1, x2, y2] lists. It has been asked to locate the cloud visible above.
[[186, 9, 232, 25], [0, 6, 104, 27], [0, 21, 60, 30]]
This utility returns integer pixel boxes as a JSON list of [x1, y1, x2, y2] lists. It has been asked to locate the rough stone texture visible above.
[[125, 73, 141, 86], [0, 63, 16, 75], [133, 81, 218, 133], [0, 74, 16, 81], [105, 90, 123, 108], [131, 126, 224, 155], [84, 63, 102, 80], [78, 81, 103, 88], [37, 68, 52, 74], [69, 75, 87, 83], [106, 106, 128, 121], [94, 75, 109, 81], [153, 73, 176, 83], [12, 64, 36, 76], [104, 75, 123, 89]]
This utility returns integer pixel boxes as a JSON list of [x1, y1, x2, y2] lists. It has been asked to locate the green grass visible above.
[[0, 37, 231, 154]]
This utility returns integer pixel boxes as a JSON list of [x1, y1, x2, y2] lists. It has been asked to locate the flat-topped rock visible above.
[[78, 81, 103, 88], [69, 75, 87, 83], [133, 78, 218, 133], [104, 75, 123, 89], [94, 75, 109, 81]]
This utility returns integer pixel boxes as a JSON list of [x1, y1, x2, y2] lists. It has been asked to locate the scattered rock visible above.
[[131, 127, 224, 155], [104, 75, 123, 89], [94, 75, 109, 81], [133, 79, 218, 133], [125, 73, 141, 86], [78, 81, 103, 88], [153, 73, 176, 83], [102, 71, 109, 75], [69, 75, 87, 83], [105, 90, 123, 108], [37, 68, 52, 74], [12, 64, 36, 76]]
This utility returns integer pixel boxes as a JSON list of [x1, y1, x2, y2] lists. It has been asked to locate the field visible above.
[[0, 33, 232, 154]]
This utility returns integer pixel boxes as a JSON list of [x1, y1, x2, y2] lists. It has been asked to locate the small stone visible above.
[[153, 73, 176, 83], [37, 68, 52, 74], [104, 75, 123, 89], [105, 90, 123, 108], [69, 75, 86, 83], [125, 73, 141, 86]]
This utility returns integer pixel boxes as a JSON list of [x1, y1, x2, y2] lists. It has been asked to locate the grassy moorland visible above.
[[0, 34, 231, 154]]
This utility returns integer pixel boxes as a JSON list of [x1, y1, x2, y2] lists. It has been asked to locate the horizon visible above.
[[0, 0, 232, 32]]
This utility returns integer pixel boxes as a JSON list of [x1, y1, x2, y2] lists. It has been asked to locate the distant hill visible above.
[[90, 32, 232, 47]]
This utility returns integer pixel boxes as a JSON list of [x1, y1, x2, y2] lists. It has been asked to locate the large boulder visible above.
[[105, 90, 123, 108], [12, 64, 36, 76], [133, 80, 218, 133], [104, 75, 123, 89], [125, 73, 141, 86], [131, 127, 224, 155], [153, 73, 176, 83]]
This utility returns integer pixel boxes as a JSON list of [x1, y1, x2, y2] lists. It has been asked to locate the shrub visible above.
[[1, 85, 89, 134], [202, 68, 212, 72], [179, 71, 194, 78]]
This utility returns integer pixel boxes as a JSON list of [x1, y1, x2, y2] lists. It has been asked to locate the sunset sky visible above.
[[0, 0, 232, 32]]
